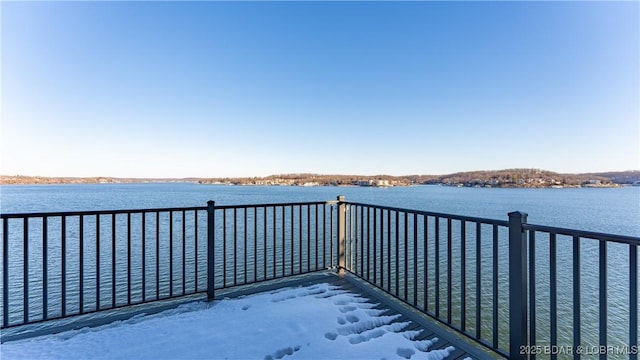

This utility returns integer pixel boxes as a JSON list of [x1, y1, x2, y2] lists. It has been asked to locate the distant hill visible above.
[[197, 174, 412, 186], [583, 171, 640, 185], [0, 175, 197, 185], [2, 169, 638, 187], [411, 168, 619, 188]]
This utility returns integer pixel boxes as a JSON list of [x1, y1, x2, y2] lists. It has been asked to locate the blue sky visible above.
[[2, 1, 638, 178]]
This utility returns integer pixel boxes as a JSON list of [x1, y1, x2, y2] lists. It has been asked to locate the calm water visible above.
[[1, 184, 638, 356], [1, 183, 638, 235]]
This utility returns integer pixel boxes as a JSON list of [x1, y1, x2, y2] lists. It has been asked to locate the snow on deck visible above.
[[0, 283, 455, 360]]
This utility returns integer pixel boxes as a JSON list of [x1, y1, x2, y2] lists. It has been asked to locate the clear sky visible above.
[[1, 1, 638, 178]]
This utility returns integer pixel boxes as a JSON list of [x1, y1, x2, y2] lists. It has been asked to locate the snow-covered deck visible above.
[[0, 272, 497, 360]]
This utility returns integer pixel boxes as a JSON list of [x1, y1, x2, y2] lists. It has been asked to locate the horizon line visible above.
[[2, 168, 639, 180]]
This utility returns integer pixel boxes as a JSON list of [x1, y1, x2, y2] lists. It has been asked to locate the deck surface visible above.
[[2, 271, 503, 359], [217, 271, 502, 360], [332, 277, 468, 359]]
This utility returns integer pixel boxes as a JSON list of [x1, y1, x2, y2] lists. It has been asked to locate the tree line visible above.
[[2, 169, 638, 187]]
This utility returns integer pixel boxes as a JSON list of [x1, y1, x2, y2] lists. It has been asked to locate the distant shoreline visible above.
[[2, 169, 639, 188], [0, 182, 630, 189]]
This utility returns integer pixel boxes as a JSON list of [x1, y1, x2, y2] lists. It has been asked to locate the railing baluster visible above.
[[298, 205, 303, 272], [360, 206, 364, 276], [254, 207, 257, 282], [243, 208, 247, 284], [96, 214, 100, 310], [351, 205, 355, 273], [263, 208, 267, 280], [424, 215, 429, 312], [207, 202, 215, 299], [307, 205, 311, 271], [475, 222, 481, 340], [344, 205, 349, 273], [395, 211, 399, 296], [356, 206, 366, 278], [233, 208, 237, 286], [404, 212, 408, 301], [272, 206, 276, 278], [23, 217, 28, 324], [550, 232, 557, 360], [529, 230, 536, 356], [461, 220, 466, 332], [155, 212, 159, 300], [315, 204, 319, 271], [599, 239, 607, 360], [2, 218, 8, 327], [447, 218, 452, 324], [79, 215, 84, 313], [413, 213, 418, 307], [353, 206, 357, 274], [348, 205, 353, 273], [387, 209, 391, 293], [435, 216, 440, 318], [330, 205, 334, 269], [380, 209, 384, 289], [322, 204, 326, 269], [142, 212, 147, 300], [374, 207, 378, 285], [63, 215, 68, 316], [352, 206, 364, 278], [492, 223, 498, 350], [336, 197, 346, 273], [111, 214, 115, 307], [223, 209, 227, 286], [364, 207, 368, 280], [127, 213, 131, 305], [281, 206, 285, 276], [367, 207, 371, 282], [630, 243, 638, 360], [43, 217, 48, 319], [360, 206, 364, 277], [169, 211, 174, 297], [300, 205, 310, 272], [572, 235, 580, 360], [373, 209, 377, 286], [292, 206, 295, 275], [375, 209, 384, 289], [182, 210, 186, 294], [191, 211, 195, 293]]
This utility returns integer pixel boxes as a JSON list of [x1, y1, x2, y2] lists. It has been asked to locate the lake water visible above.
[[1, 183, 638, 236], [1, 183, 638, 356]]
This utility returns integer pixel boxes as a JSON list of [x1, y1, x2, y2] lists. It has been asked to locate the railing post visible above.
[[207, 201, 216, 301], [337, 196, 346, 275], [509, 211, 528, 360]]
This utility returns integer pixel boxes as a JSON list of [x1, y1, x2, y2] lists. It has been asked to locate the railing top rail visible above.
[[343, 201, 509, 227], [0, 200, 337, 219], [523, 223, 640, 245], [0, 206, 208, 219], [213, 200, 337, 210]]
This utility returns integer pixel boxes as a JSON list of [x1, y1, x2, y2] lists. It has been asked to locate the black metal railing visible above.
[[337, 200, 512, 355], [1, 206, 208, 329], [520, 223, 639, 360], [336, 199, 639, 360], [1, 196, 638, 360], [0, 200, 339, 330], [209, 200, 337, 292]]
